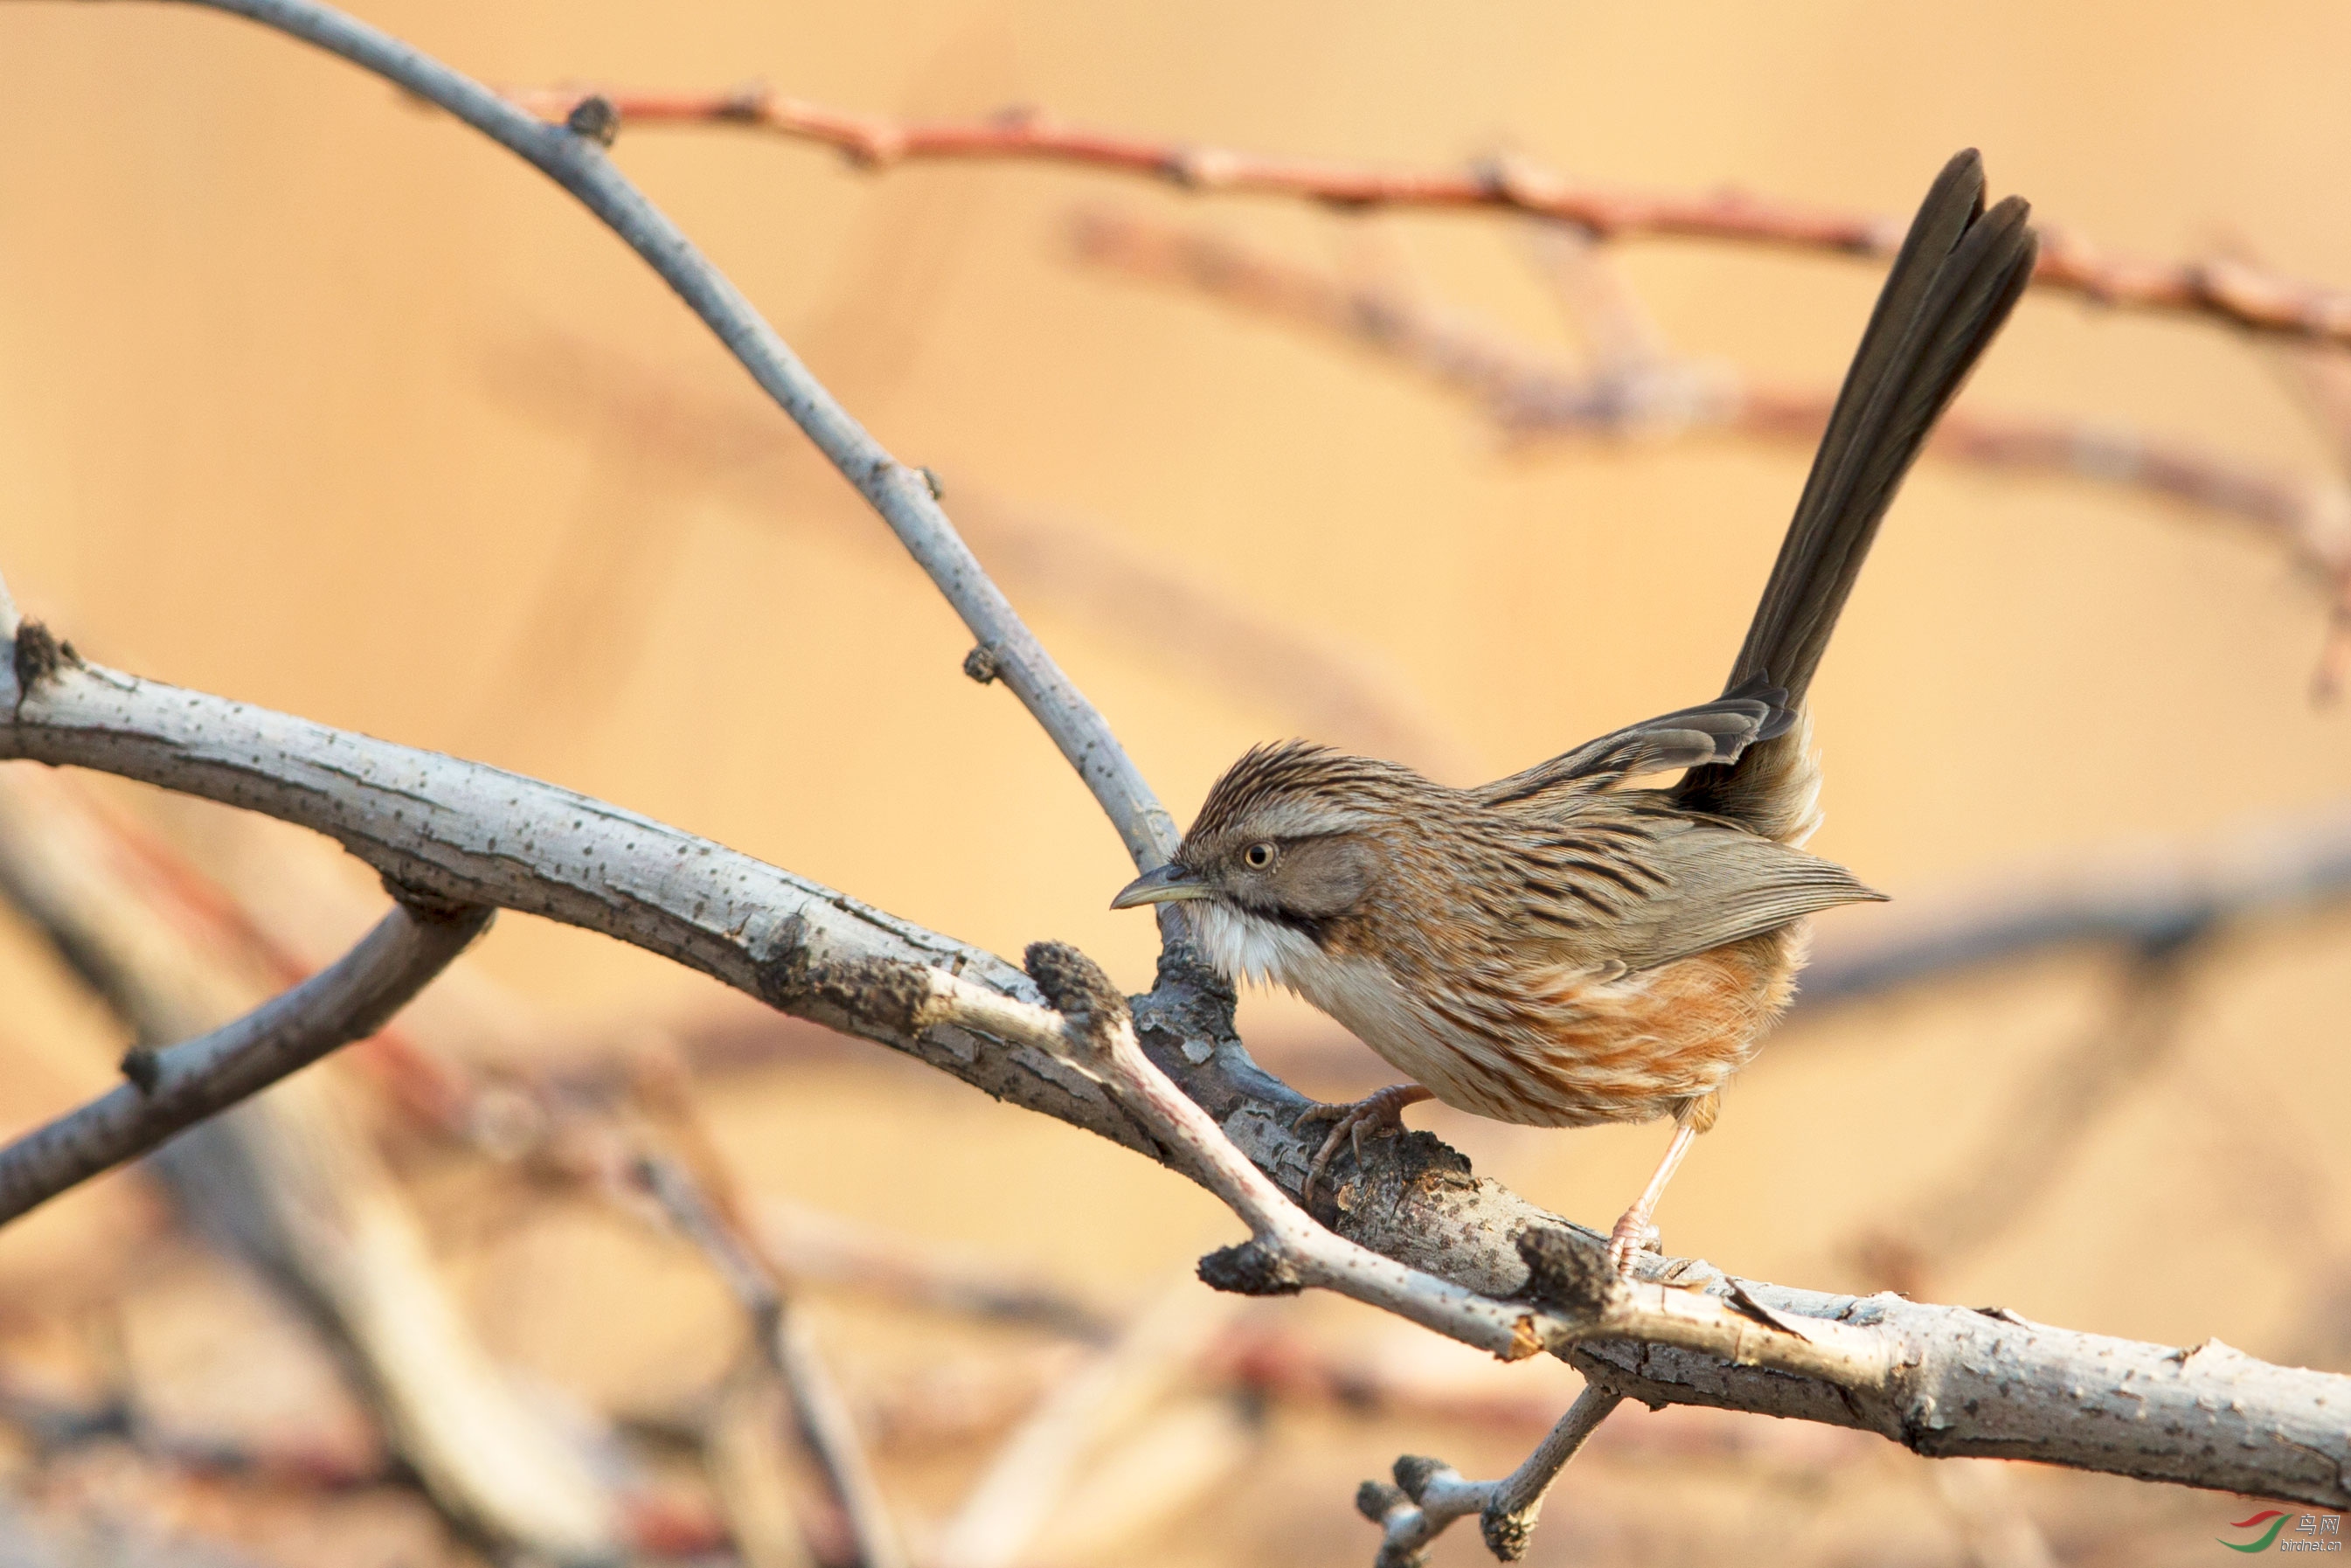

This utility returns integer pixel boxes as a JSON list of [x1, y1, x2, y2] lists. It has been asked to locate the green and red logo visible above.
[[2222, 1511, 2292, 1552]]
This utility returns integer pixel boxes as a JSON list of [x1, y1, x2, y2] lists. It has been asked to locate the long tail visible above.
[[1677, 149, 2035, 835]]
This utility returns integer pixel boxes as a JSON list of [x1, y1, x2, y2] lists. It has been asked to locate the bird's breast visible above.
[[1190, 902, 1802, 1128]]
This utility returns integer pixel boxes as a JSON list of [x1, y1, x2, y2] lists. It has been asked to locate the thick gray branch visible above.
[[135, 0, 1174, 868], [5, 0, 2346, 1510], [0, 649, 1137, 1155], [0, 894, 489, 1227], [0, 769, 620, 1561], [5, 651, 2348, 1508]]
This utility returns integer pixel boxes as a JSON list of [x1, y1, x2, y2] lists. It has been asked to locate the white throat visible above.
[[1183, 901, 1324, 990]]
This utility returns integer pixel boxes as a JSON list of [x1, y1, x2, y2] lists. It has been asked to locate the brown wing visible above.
[[1495, 796, 1883, 975], [1470, 679, 1794, 813]]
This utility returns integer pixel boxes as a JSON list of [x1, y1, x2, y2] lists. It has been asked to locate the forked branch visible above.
[[129, 0, 1174, 867], [1068, 210, 2351, 609], [9, 5, 2348, 1559], [0, 888, 489, 1227], [1356, 1384, 1623, 1565], [5, 644, 2343, 1522]]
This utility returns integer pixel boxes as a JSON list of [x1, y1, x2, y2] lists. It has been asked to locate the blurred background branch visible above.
[[1065, 207, 2351, 684], [502, 86, 2351, 350], [0, 770, 628, 1565], [0, 3, 2347, 1565]]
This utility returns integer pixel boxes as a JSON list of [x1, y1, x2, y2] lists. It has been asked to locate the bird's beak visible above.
[[1110, 863, 1215, 910]]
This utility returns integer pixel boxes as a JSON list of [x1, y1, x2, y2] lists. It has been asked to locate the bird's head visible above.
[[1110, 743, 1434, 955]]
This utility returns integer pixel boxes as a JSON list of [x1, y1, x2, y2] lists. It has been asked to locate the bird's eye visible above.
[[1243, 842, 1277, 871]]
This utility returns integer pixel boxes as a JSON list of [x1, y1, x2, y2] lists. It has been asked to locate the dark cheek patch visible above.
[[1251, 903, 1338, 948], [1270, 836, 1377, 919]]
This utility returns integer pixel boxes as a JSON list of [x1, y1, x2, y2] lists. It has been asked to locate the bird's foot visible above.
[[1605, 1206, 1663, 1278], [1606, 1119, 1697, 1275], [1293, 1083, 1434, 1207]]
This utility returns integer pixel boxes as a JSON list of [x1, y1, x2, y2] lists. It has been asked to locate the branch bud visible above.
[[119, 1046, 162, 1095], [1390, 1454, 1453, 1502], [564, 94, 620, 147], [1196, 1238, 1302, 1295]]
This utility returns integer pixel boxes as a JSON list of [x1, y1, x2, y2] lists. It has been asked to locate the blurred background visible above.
[[1, 1, 2349, 1563]]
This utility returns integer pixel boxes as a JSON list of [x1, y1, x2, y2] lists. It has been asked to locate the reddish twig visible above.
[[501, 86, 2351, 350]]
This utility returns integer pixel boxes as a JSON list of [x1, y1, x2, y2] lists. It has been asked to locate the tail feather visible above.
[[1679, 150, 2036, 832]]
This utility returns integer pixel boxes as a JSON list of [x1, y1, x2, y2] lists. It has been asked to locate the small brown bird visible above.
[[1113, 151, 2037, 1270]]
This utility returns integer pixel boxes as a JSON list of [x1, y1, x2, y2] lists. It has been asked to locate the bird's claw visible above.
[[1605, 1211, 1663, 1277], [1293, 1084, 1430, 1207]]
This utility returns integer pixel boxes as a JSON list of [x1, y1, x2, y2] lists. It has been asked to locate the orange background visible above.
[[2, 2, 2348, 1562]]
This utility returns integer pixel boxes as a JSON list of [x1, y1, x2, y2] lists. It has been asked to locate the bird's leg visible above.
[[1292, 1084, 1434, 1206], [1607, 1120, 1698, 1275]]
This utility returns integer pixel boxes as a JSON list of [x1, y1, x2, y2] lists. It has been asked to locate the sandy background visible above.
[[1, 2, 2348, 1563]]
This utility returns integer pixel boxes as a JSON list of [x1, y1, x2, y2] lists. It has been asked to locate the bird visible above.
[[1110, 150, 2038, 1272]]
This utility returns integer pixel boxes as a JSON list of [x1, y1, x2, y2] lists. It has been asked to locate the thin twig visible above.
[[138, 0, 1173, 868], [669, 797, 2351, 1105], [0, 772, 620, 1564], [635, 1153, 908, 1568], [498, 86, 2351, 350], [485, 334, 1469, 774], [12, 0, 2351, 1517], [0, 835, 489, 1229], [1356, 1381, 1623, 1565]]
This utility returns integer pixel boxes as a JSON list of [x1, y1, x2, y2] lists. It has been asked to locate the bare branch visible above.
[[1356, 1382, 1622, 1565], [1797, 808, 2351, 1011], [8, 649, 2351, 1506], [964, 942, 1573, 1360], [0, 642, 1148, 1146], [499, 85, 2351, 350], [482, 336, 1469, 774], [15, 0, 2348, 1551], [635, 1153, 907, 1568], [1071, 210, 2351, 604], [0, 772, 620, 1564], [139, 0, 1174, 866], [0, 802, 489, 1227]]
